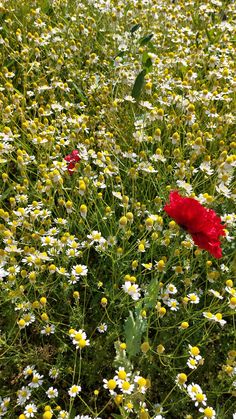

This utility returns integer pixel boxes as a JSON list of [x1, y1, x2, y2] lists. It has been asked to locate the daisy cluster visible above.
[[176, 372, 217, 419], [0, 0, 235, 417], [103, 365, 151, 415]]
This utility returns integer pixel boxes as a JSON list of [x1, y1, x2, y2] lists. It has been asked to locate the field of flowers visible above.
[[0, 0, 235, 418]]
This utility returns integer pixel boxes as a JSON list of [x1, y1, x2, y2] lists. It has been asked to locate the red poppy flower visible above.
[[64, 150, 80, 175], [164, 191, 225, 258]]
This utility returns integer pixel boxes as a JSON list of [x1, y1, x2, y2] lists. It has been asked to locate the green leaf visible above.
[[205, 27, 213, 42], [124, 310, 147, 357], [142, 50, 148, 64], [113, 341, 132, 370], [142, 51, 152, 69], [115, 51, 126, 59], [130, 23, 141, 33], [143, 277, 159, 309], [144, 57, 152, 69], [139, 33, 153, 46], [71, 82, 87, 102], [131, 69, 146, 100], [70, 407, 77, 418]]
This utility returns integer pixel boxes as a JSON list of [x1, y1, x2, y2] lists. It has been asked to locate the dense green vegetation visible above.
[[0, 0, 235, 418]]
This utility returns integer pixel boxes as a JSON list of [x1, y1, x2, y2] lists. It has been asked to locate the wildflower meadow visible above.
[[0, 0, 236, 418]]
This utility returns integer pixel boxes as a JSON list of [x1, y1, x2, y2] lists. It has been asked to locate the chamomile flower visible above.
[[142, 262, 153, 270], [114, 367, 131, 382], [187, 382, 202, 397], [175, 373, 188, 387], [134, 375, 148, 393], [229, 296, 236, 309], [41, 324, 55, 335], [118, 380, 134, 394], [58, 410, 69, 419], [0, 266, 8, 278], [68, 384, 81, 397], [74, 416, 99, 419], [0, 397, 10, 414], [41, 236, 56, 246], [22, 312, 35, 326], [187, 383, 207, 405], [56, 266, 69, 276], [66, 248, 81, 258], [23, 365, 36, 377], [55, 218, 68, 226], [187, 358, 199, 370], [187, 293, 200, 304], [71, 264, 88, 277], [46, 386, 58, 399], [16, 387, 31, 406], [167, 298, 179, 311], [24, 403, 37, 417], [87, 231, 103, 244], [194, 392, 207, 407], [97, 323, 107, 333], [209, 289, 223, 299], [188, 345, 201, 360], [214, 313, 227, 327], [122, 281, 141, 300], [49, 367, 59, 379], [103, 378, 118, 395], [203, 311, 215, 320], [199, 406, 216, 419], [29, 373, 44, 388], [71, 329, 90, 349], [166, 283, 178, 294], [124, 401, 134, 412]]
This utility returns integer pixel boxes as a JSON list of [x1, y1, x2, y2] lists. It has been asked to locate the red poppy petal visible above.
[[191, 232, 223, 258], [164, 191, 225, 258]]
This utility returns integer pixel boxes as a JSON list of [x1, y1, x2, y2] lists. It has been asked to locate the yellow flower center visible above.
[[178, 373, 187, 384], [204, 407, 214, 418], [114, 394, 123, 405], [74, 333, 82, 341], [137, 377, 146, 387], [107, 379, 116, 390], [196, 393, 204, 402], [128, 285, 136, 293], [93, 233, 101, 240], [78, 338, 87, 348], [122, 381, 131, 391], [230, 297, 236, 305], [118, 370, 126, 380], [18, 319, 26, 327], [191, 346, 200, 356]]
